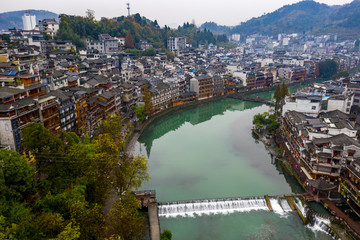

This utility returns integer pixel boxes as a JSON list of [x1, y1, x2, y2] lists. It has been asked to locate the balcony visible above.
[[42, 112, 59, 122], [18, 118, 40, 129]]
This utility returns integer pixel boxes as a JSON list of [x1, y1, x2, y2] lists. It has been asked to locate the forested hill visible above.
[[56, 14, 229, 49], [201, 0, 360, 39], [0, 10, 58, 30]]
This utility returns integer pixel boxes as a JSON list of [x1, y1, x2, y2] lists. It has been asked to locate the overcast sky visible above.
[[1, 0, 354, 27]]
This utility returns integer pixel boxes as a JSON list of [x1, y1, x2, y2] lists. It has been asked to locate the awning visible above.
[[301, 167, 313, 180]]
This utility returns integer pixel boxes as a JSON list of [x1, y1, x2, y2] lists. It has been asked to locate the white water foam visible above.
[[294, 197, 307, 217], [307, 215, 331, 234], [270, 198, 287, 216], [280, 199, 293, 212], [158, 198, 269, 218]]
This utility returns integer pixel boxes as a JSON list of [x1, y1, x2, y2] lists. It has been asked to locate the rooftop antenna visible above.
[[127, 3, 130, 17]]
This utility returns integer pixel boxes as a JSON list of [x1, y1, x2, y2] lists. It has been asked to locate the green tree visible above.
[[43, 32, 52, 41], [273, 85, 282, 111], [134, 105, 146, 121], [124, 48, 141, 58], [51, 222, 80, 240], [22, 123, 63, 155], [114, 155, 150, 195], [143, 83, 154, 116], [280, 81, 289, 99], [332, 70, 349, 80], [1, 34, 10, 44], [318, 59, 338, 79], [105, 193, 146, 240], [143, 47, 156, 56], [161, 229, 172, 240], [0, 150, 36, 201]]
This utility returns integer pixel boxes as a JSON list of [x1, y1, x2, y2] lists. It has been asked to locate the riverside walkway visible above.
[[322, 199, 360, 239], [228, 94, 273, 105]]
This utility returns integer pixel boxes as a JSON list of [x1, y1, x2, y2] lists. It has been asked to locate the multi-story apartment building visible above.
[[0, 97, 40, 151], [150, 82, 179, 111], [213, 76, 224, 97], [38, 19, 59, 38], [36, 95, 61, 135], [48, 90, 77, 132], [246, 72, 267, 90], [190, 76, 214, 100], [15, 74, 47, 97], [282, 110, 360, 181], [167, 37, 186, 52], [340, 159, 360, 213], [73, 90, 88, 135]]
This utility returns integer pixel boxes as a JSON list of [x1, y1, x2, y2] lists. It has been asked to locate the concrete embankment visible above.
[[148, 203, 161, 240]]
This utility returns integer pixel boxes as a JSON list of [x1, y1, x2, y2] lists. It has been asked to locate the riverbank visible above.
[[124, 78, 325, 156], [253, 127, 360, 239]]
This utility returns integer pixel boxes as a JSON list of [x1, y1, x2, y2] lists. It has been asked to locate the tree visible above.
[[22, 123, 64, 182], [125, 31, 135, 49], [273, 85, 282, 111], [124, 48, 141, 58], [161, 229, 172, 240], [134, 105, 146, 121], [105, 193, 146, 240], [142, 47, 156, 56], [273, 82, 289, 113], [280, 81, 289, 99], [0, 149, 36, 201], [114, 155, 149, 195], [1, 34, 10, 44], [143, 83, 154, 116], [51, 222, 80, 240], [22, 123, 63, 155], [318, 59, 338, 79], [332, 70, 349, 80], [43, 32, 52, 40]]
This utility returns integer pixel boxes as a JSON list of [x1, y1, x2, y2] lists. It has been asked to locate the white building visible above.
[[231, 34, 240, 42], [189, 78, 199, 95], [38, 19, 59, 38], [22, 13, 36, 31], [282, 95, 321, 116], [326, 95, 353, 114], [167, 37, 186, 52], [86, 39, 105, 54]]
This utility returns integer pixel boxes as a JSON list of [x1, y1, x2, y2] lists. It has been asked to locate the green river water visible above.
[[134, 82, 333, 240]]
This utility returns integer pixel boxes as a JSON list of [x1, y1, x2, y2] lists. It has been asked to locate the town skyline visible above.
[[1, 0, 354, 27]]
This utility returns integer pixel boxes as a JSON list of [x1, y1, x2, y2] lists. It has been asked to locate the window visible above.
[[312, 106, 316, 110]]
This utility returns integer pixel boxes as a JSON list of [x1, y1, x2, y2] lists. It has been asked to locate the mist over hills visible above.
[[0, 10, 58, 30], [201, 0, 360, 39]]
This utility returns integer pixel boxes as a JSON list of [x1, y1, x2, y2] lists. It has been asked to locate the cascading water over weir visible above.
[[157, 195, 340, 238], [158, 196, 295, 218]]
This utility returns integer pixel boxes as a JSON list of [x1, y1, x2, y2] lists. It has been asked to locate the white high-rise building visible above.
[[167, 37, 186, 52], [231, 34, 240, 42], [22, 13, 36, 30]]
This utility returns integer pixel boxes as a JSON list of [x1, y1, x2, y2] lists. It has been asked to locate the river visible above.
[[134, 82, 333, 239]]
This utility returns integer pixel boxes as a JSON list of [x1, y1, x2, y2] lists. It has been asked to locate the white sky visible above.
[[1, 0, 354, 27]]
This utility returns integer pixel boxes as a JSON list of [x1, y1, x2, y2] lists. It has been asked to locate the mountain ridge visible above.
[[201, 0, 360, 39], [0, 10, 58, 30]]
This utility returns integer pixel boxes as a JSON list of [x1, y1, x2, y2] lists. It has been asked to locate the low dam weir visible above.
[[158, 196, 293, 218]]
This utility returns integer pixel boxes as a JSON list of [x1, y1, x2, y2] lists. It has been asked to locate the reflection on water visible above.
[[138, 99, 261, 156], [135, 79, 332, 240]]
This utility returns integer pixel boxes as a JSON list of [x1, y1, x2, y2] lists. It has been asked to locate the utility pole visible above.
[[127, 3, 130, 17]]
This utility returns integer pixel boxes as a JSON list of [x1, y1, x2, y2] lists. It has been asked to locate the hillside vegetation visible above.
[[201, 0, 360, 39], [56, 14, 229, 49]]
